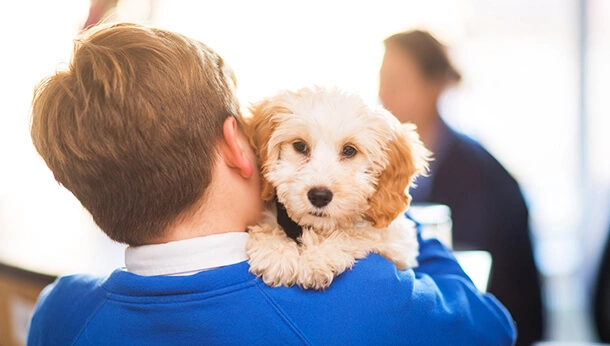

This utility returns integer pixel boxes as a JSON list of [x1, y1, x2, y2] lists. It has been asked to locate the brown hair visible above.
[[30, 22, 241, 246], [384, 30, 461, 84]]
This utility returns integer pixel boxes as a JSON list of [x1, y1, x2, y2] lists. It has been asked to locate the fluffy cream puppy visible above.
[[245, 86, 429, 290]]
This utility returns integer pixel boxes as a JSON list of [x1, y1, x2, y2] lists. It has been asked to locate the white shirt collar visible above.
[[124, 232, 249, 276]]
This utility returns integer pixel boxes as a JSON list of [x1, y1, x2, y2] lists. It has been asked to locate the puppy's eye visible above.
[[293, 141, 309, 155], [342, 145, 357, 158]]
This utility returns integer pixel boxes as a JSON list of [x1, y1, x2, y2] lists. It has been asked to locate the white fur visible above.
[[246, 86, 422, 290]]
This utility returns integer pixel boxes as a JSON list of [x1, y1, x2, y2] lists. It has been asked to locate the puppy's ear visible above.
[[364, 123, 431, 228], [245, 100, 286, 202]]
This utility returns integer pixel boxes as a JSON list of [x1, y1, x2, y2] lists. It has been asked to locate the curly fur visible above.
[[245, 86, 430, 290]]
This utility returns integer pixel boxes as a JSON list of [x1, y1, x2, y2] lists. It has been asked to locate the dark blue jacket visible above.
[[412, 119, 543, 346]]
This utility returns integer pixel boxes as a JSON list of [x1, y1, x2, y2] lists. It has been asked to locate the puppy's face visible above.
[[246, 87, 429, 231]]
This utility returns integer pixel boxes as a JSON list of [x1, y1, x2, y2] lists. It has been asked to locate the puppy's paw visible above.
[[247, 224, 300, 287], [296, 262, 335, 290], [257, 248, 300, 288], [296, 245, 356, 290]]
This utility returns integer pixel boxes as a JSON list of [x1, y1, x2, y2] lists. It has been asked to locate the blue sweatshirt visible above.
[[27, 235, 516, 345]]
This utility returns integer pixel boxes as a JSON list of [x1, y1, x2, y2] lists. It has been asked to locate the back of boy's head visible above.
[[31, 22, 241, 246]]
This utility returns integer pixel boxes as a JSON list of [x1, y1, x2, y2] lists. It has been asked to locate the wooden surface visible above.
[[0, 264, 56, 346]]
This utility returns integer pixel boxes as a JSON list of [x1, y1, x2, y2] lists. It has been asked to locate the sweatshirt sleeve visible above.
[[27, 275, 105, 346], [26, 281, 56, 346], [410, 227, 518, 345]]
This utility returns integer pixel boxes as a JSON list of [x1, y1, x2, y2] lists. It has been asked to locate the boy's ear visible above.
[[221, 116, 253, 178]]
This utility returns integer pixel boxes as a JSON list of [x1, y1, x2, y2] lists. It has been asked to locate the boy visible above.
[[27, 22, 516, 345]]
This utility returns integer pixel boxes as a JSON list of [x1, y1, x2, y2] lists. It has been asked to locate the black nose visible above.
[[307, 187, 333, 208]]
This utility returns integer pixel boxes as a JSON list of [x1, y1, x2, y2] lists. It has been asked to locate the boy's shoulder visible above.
[[27, 273, 108, 345], [41, 273, 106, 308]]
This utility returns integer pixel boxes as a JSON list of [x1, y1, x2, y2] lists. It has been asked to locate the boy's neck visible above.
[[157, 199, 247, 244], [152, 158, 261, 245]]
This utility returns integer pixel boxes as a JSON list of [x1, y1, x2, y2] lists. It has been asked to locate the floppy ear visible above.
[[364, 123, 431, 228], [244, 100, 286, 202]]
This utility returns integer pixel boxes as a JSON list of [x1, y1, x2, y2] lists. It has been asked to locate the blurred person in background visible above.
[[379, 29, 544, 346], [593, 216, 610, 342]]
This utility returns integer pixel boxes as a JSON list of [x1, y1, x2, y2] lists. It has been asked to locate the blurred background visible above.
[[0, 0, 609, 343]]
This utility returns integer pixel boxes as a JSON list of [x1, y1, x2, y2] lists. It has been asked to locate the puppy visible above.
[[244, 86, 429, 290]]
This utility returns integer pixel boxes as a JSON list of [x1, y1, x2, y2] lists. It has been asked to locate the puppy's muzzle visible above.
[[307, 187, 333, 208]]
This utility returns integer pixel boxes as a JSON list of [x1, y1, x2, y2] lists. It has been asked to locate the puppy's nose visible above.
[[307, 187, 333, 208]]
